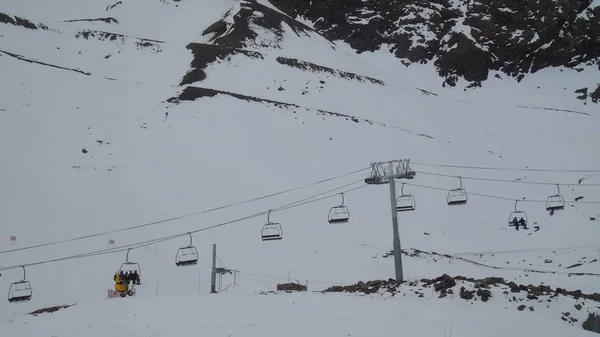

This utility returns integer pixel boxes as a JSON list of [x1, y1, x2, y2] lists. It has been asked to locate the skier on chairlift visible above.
[[518, 217, 528, 230], [511, 217, 519, 230]]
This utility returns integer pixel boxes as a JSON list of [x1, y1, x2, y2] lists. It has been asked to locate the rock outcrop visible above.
[[269, 0, 600, 91]]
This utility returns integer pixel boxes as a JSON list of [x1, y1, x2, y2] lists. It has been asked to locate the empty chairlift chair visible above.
[[396, 183, 416, 212], [508, 200, 528, 227], [261, 210, 283, 241], [328, 193, 350, 223], [176, 233, 199, 266], [8, 266, 32, 303], [447, 177, 468, 205], [119, 249, 142, 285], [545, 184, 565, 212]]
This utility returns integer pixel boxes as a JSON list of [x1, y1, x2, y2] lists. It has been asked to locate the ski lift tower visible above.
[[365, 160, 416, 282]]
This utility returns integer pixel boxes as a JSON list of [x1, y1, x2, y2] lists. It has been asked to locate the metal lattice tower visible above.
[[365, 160, 416, 282], [365, 160, 416, 185]]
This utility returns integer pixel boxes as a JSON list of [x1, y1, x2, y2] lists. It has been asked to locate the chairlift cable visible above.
[[403, 182, 600, 204], [414, 170, 600, 186], [0, 166, 371, 255], [412, 162, 600, 173], [0, 183, 368, 272]]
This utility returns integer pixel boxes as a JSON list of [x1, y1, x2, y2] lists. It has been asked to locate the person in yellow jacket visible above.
[[114, 272, 129, 293]]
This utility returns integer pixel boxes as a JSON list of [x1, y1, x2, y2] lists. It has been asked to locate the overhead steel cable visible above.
[[414, 170, 600, 186], [411, 162, 600, 173], [403, 182, 600, 204], [0, 166, 371, 255], [0, 183, 368, 272]]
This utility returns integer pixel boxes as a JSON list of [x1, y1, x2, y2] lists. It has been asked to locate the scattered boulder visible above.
[[29, 304, 75, 316], [582, 312, 600, 332], [277, 281, 307, 292]]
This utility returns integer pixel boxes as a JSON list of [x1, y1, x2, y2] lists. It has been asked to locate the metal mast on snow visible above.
[[365, 160, 416, 282]]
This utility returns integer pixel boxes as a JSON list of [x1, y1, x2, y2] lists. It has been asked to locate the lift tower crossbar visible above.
[[365, 160, 416, 282]]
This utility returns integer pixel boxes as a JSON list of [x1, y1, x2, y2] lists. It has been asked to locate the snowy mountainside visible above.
[[1, 0, 600, 335], [269, 0, 600, 105]]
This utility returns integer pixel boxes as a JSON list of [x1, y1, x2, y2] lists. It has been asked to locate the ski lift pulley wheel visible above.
[[262, 210, 283, 241]]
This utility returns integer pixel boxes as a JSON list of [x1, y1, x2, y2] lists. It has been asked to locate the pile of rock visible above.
[[277, 282, 308, 292]]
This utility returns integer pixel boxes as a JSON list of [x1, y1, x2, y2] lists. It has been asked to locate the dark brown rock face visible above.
[[268, 0, 600, 90]]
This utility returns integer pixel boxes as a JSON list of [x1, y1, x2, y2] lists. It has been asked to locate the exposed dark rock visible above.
[[201, 0, 322, 50], [276, 57, 384, 85], [180, 43, 264, 85], [63, 17, 119, 24], [517, 304, 527, 311], [323, 279, 401, 295], [0, 49, 92, 76], [567, 263, 583, 269], [575, 87, 589, 100], [591, 84, 600, 103], [28, 304, 75, 316], [106, 1, 123, 11], [277, 282, 307, 292], [0, 12, 49, 30], [268, 0, 600, 93], [75, 30, 163, 53], [477, 288, 492, 302], [582, 312, 600, 332], [168, 86, 387, 128], [460, 286, 475, 300]]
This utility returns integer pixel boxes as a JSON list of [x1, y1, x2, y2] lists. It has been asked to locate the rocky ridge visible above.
[[268, 0, 600, 100], [321, 274, 600, 332]]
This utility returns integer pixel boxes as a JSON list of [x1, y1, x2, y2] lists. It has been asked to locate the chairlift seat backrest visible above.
[[261, 223, 282, 241], [545, 195, 565, 211], [328, 206, 349, 223], [119, 262, 141, 278], [8, 281, 32, 303], [396, 195, 416, 211], [447, 188, 468, 205], [176, 246, 199, 266], [508, 211, 527, 224]]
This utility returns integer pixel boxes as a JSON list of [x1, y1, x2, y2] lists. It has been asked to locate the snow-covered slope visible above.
[[1, 0, 599, 335]]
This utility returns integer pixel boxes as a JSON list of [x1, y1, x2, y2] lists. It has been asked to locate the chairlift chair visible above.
[[328, 193, 350, 223], [8, 266, 32, 303], [545, 184, 565, 211], [508, 200, 528, 226], [176, 233, 199, 266], [119, 249, 141, 285], [396, 183, 416, 212], [261, 210, 282, 241], [447, 177, 468, 205]]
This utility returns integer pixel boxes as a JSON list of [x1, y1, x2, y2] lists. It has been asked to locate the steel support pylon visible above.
[[365, 160, 415, 282]]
